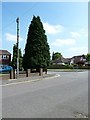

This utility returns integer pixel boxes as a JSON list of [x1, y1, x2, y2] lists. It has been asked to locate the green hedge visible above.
[[48, 64, 90, 69], [48, 64, 74, 69], [75, 66, 90, 69]]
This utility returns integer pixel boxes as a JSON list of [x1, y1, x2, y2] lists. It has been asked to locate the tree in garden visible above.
[[19, 49, 23, 70], [52, 52, 62, 60], [22, 16, 50, 71], [86, 53, 90, 61], [12, 44, 23, 70]]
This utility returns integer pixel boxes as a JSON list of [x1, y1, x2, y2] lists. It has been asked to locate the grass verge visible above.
[[47, 69, 82, 72]]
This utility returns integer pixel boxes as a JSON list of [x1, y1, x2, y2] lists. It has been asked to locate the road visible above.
[[2, 70, 88, 118]]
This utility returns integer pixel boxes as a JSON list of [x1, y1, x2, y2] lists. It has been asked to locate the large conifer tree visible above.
[[23, 16, 50, 70]]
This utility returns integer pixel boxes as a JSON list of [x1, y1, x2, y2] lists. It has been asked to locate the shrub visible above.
[[48, 64, 74, 69], [48, 64, 90, 69]]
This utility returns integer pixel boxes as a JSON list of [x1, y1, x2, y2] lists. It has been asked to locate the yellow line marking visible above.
[[0, 74, 60, 87]]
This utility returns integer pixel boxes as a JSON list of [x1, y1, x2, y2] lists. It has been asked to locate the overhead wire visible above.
[[20, 2, 39, 18], [0, 4, 17, 32], [0, 19, 15, 32], [2, 2, 39, 31], [2, 4, 18, 17]]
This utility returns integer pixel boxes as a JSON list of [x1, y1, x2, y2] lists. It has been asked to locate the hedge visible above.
[[48, 64, 90, 69]]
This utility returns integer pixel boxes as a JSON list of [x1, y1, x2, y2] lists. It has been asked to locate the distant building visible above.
[[52, 56, 71, 65], [0, 50, 11, 65], [85, 61, 90, 66], [52, 54, 87, 66], [70, 55, 86, 66]]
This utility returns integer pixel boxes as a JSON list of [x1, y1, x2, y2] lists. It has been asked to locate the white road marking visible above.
[[0, 74, 60, 87], [8, 79, 17, 81]]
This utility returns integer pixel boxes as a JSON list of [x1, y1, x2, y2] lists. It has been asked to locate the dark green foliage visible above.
[[19, 49, 23, 70], [86, 53, 90, 61], [12, 44, 23, 70], [48, 64, 74, 69], [48, 64, 90, 69], [23, 16, 50, 70], [52, 52, 62, 60], [12, 44, 17, 69]]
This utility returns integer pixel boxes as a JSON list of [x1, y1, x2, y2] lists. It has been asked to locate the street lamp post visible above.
[[16, 17, 19, 79]]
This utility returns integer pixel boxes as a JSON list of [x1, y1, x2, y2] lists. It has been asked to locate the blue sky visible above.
[[2, 2, 88, 58]]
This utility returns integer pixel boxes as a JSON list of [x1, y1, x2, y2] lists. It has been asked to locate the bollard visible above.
[[13, 69, 15, 79], [39, 68, 43, 76], [28, 69, 31, 76], [26, 69, 31, 77], [10, 70, 13, 79], [26, 69, 28, 77], [44, 68, 47, 74]]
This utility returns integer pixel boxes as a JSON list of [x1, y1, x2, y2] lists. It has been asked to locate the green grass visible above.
[[0, 74, 5, 76], [0, 74, 9, 76], [47, 68, 89, 72], [0, 74, 2, 77], [48, 69, 75, 71]]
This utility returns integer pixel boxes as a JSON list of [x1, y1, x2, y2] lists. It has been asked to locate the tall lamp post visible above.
[[16, 17, 19, 79]]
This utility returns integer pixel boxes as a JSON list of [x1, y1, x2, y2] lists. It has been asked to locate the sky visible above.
[[1, 2, 88, 58]]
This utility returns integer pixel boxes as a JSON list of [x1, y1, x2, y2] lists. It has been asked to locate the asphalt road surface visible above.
[[2, 70, 88, 118]]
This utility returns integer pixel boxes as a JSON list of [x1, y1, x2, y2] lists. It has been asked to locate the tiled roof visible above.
[[71, 54, 85, 59], [0, 50, 11, 55], [53, 56, 71, 64]]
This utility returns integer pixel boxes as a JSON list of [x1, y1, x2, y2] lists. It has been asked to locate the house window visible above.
[[2, 55, 7, 59], [80, 57, 83, 61]]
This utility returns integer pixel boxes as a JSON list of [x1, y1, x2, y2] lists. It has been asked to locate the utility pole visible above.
[[16, 17, 19, 79]]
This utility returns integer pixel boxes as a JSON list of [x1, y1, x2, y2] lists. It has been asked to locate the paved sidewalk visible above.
[[1, 73, 57, 85]]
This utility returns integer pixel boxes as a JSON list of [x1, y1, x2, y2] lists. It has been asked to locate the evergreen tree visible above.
[[52, 52, 62, 60], [19, 49, 23, 70], [52, 52, 55, 60], [12, 44, 17, 69], [22, 16, 50, 70], [12, 44, 23, 70], [86, 53, 90, 61]]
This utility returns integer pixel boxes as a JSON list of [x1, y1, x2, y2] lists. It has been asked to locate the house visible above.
[[70, 54, 86, 66], [52, 56, 71, 65], [85, 61, 90, 66], [52, 54, 87, 66], [0, 50, 11, 65]]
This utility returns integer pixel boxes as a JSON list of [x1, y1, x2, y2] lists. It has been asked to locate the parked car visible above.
[[0, 65, 13, 73]]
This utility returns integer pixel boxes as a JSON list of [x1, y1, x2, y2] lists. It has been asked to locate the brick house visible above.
[[70, 55, 86, 66], [0, 50, 11, 65], [52, 54, 86, 66]]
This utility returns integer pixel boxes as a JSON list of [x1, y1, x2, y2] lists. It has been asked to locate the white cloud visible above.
[[43, 22, 64, 35], [69, 47, 88, 53], [5, 33, 23, 42], [51, 38, 75, 47], [80, 28, 88, 37], [70, 32, 81, 39], [70, 28, 88, 40]]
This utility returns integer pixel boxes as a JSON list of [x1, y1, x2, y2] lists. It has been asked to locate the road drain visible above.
[[74, 112, 88, 118]]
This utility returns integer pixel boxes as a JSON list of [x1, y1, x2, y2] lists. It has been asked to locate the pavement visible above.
[[0, 72, 60, 86], [0, 69, 84, 86], [1, 70, 88, 118]]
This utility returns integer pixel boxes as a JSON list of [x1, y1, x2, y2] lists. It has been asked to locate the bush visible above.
[[48, 64, 90, 69], [48, 64, 74, 69], [76, 66, 90, 69]]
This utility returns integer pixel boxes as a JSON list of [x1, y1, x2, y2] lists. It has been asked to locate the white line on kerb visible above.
[[0, 74, 60, 87]]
